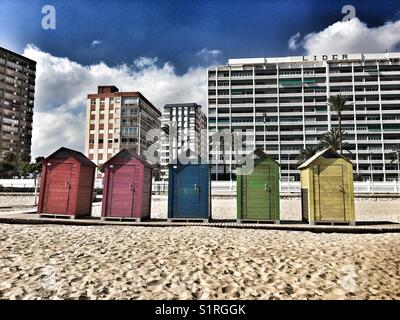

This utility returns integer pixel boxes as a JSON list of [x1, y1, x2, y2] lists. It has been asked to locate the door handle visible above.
[[338, 185, 345, 193], [129, 183, 135, 191], [264, 184, 271, 192], [65, 181, 71, 189], [194, 184, 200, 191]]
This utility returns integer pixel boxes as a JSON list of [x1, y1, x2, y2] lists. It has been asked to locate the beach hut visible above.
[[298, 147, 355, 225], [237, 149, 280, 223], [167, 150, 210, 222], [38, 147, 96, 218], [100, 149, 153, 221]]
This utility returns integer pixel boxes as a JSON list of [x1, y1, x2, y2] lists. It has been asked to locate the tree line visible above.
[[0, 152, 44, 178], [297, 95, 400, 173]]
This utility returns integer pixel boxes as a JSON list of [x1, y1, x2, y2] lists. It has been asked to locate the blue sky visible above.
[[2, 0, 400, 157], [1, 0, 400, 73]]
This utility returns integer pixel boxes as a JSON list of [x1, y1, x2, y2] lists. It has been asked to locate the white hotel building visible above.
[[208, 52, 400, 182]]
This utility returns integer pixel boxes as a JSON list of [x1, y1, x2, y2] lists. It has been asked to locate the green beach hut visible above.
[[236, 149, 280, 223]]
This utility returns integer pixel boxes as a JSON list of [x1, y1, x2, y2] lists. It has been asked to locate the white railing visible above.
[[1, 179, 400, 194], [151, 181, 400, 195], [0, 179, 36, 188], [0, 179, 104, 189]]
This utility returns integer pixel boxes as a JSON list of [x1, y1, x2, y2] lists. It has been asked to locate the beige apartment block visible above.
[[85, 86, 161, 177]]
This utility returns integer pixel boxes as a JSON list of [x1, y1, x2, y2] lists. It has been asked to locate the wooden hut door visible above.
[[44, 163, 73, 214], [175, 166, 201, 218], [107, 165, 136, 217], [318, 165, 346, 221], [246, 164, 272, 220]]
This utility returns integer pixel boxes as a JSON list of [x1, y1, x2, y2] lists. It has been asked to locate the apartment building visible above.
[[208, 52, 400, 182], [0, 47, 36, 160], [85, 86, 161, 174], [160, 103, 207, 180]]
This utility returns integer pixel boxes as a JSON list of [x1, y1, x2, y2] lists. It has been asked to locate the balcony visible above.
[[255, 84, 277, 89], [329, 72, 353, 77], [255, 131, 278, 136], [254, 75, 277, 80], [279, 92, 302, 97], [380, 80, 400, 85], [254, 93, 278, 98], [255, 103, 277, 107], [232, 85, 256, 90], [329, 81, 353, 86], [280, 140, 304, 145]]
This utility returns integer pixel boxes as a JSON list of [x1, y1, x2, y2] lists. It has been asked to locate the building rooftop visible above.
[[88, 86, 161, 116], [0, 46, 36, 65], [164, 103, 202, 109], [226, 52, 400, 67]]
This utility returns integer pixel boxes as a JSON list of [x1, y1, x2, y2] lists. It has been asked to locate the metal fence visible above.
[[1, 179, 400, 194]]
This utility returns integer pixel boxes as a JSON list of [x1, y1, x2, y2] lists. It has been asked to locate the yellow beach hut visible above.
[[298, 147, 355, 225]]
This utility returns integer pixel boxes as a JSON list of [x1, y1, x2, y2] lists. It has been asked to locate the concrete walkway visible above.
[[0, 211, 399, 234]]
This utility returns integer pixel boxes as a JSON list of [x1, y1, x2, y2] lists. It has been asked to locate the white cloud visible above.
[[22, 44, 207, 158], [289, 18, 400, 54], [90, 40, 103, 48], [288, 32, 301, 50], [133, 56, 158, 69], [32, 111, 85, 159], [196, 48, 222, 65]]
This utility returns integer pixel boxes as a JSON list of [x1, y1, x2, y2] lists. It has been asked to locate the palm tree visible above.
[[161, 124, 170, 135], [3, 151, 17, 164], [220, 136, 227, 177], [328, 94, 349, 154], [389, 145, 400, 183], [319, 128, 352, 154], [0, 151, 18, 177], [296, 146, 320, 166], [161, 123, 179, 161]]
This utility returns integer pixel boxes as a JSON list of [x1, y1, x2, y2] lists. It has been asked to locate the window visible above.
[[122, 97, 139, 105], [121, 127, 138, 136]]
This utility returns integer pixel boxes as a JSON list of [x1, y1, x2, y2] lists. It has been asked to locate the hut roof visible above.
[[101, 149, 153, 168], [238, 148, 280, 166], [168, 148, 208, 166], [44, 147, 96, 167], [297, 147, 352, 170]]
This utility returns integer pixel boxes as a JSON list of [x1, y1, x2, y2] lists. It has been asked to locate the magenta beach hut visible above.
[[101, 149, 153, 221]]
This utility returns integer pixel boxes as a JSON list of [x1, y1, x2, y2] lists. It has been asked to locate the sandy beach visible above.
[[0, 224, 399, 300]]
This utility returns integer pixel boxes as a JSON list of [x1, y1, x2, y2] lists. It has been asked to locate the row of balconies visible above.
[[209, 90, 400, 99], [210, 108, 399, 115], [209, 70, 400, 79], [211, 111, 392, 118], [208, 150, 395, 159], [210, 100, 399, 108], [209, 80, 400, 90], [209, 125, 400, 135], [214, 119, 400, 126]]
